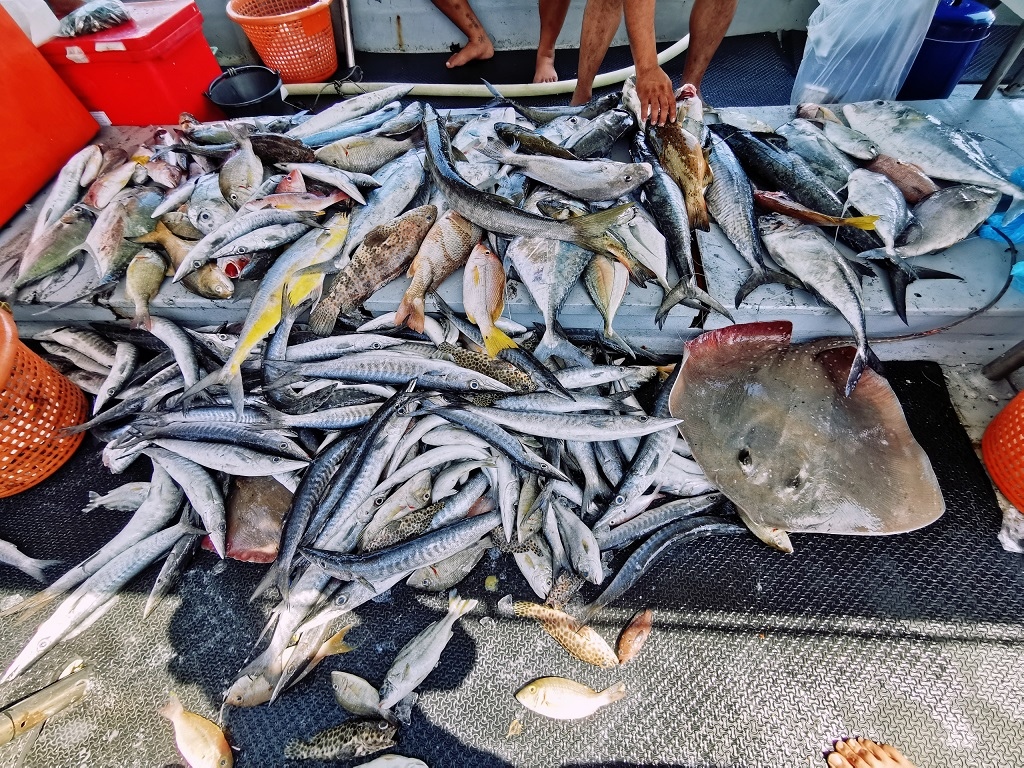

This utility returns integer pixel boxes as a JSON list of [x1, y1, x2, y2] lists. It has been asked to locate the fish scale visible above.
[[309, 205, 437, 336], [363, 501, 442, 552], [284, 719, 398, 761], [509, 599, 618, 668]]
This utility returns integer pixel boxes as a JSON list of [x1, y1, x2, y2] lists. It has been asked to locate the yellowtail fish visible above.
[[158, 692, 233, 768], [498, 595, 618, 668], [462, 242, 517, 357], [515, 677, 626, 720], [183, 212, 350, 414]]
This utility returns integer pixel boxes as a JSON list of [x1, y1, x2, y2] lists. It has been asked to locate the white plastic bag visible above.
[[791, 0, 939, 105]]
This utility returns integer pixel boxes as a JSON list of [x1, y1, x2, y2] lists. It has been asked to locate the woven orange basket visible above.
[[0, 312, 86, 498], [982, 389, 1024, 510], [227, 0, 337, 84]]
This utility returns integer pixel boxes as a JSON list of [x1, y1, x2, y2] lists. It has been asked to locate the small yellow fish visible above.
[[125, 248, 167, 330], [500, 595, 618, 668], [159, 692, 233, 768], [462, 242, 517, 358], [515, 677, 626, 720]]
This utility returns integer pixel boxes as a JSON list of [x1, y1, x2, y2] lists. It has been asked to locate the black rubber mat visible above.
[[328, 33, 796, 110], [1, 360, 1022, 767]]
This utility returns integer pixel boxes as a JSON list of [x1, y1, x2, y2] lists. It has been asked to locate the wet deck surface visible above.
[[1, 362, 1022, 767]]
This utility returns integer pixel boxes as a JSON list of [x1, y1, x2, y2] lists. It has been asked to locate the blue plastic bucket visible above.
[[899, 0, 996, 100]]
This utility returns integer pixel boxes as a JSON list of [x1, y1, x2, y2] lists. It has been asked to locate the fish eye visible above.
[[624, 175, 632, 182], [378, 721, 390, 730], [614, 494, 625, 505], [371, 342, 383, 349], [469, 380, 480, 390], [527, 685, 536, 693], [637, 415, 648, 422], [375, 496, 385, 506], [874, 100, 885, 106], [272, 456, 282, 463], [737, 448, 752, 467]]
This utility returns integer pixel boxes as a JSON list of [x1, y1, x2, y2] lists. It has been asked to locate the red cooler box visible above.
[[39, 0, 225, 126], [0, 6, 97, 228]]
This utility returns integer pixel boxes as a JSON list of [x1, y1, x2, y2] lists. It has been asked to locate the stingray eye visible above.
[[737, 448, 752, 467], [788, 475, 802, 489]]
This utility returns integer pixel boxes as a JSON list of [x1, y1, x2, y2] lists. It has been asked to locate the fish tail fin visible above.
[[447, 591, 479, 618], [567, 203, 636, 251], [656, 278, 734, 329], [475, 137, 515, 163], [734, 267, 801, 307], [158, 691, 183, 721], [319, 624, 357, 657], [132, 229, 161, 245], [307, 297, 340, 338], [600, 680, 628, 704], [1003, 193, 1024, 227], [483, 324, 518, 358], [481, 79, 511, 107], [82, 491, 102, 513], [130, 306, 152, 332], [603, 327, 635, 359], [533, 324, 590, 367], [394, 292, 425, 334], [843, 214, 879, 231], [691, 201, 711, 232], [845, 344, 883, 397]]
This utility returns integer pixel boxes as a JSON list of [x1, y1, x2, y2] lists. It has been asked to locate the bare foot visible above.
[[533, 53, 558, 83], [446, 36, 494, 68], [827, 737, 917, 768], [569, 86, 590, 106]]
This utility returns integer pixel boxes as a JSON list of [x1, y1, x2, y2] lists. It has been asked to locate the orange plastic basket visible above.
[[982, 389, 1024, 510], [0, 312, 87, 498], [227, 0, 337, 84]]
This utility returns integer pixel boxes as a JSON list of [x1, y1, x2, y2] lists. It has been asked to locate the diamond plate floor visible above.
[[0, 361, 1021, 767]]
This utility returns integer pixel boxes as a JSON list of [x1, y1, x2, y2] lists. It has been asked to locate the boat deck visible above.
[[2, 34, 1024, 768]]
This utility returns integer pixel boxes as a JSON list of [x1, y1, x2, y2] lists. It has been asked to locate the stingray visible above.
[[668, 321, 944, 552]]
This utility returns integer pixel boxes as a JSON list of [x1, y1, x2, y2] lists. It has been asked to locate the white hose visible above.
[[285, 34, 690, 98]]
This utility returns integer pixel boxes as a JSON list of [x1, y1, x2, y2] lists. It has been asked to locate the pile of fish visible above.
[[2, 78, 1012, 762]]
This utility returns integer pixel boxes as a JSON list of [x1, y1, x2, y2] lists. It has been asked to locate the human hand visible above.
[[635, 66, 676, 127]]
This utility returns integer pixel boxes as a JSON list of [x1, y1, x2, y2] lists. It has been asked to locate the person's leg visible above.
[[570, 0, 623, 105], [681, 0, 738, 95], [431, 0, 495, 68], [534, 0, 571, 83], [827, 737, 917, 768]]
